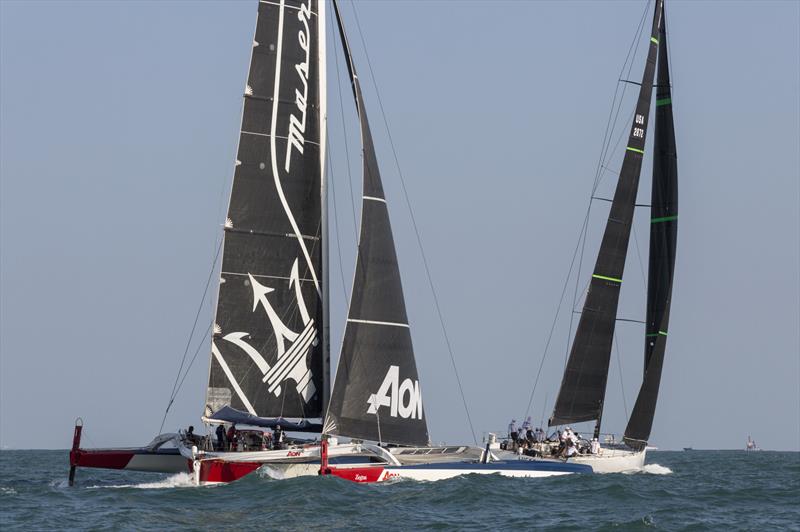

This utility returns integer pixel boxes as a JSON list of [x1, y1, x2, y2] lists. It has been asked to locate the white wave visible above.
[[641, 463, 672, 475], [0, 487, 17, 495], [88, 472, 198, 489]]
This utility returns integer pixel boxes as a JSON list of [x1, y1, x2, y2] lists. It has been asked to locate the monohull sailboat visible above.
[[69, 0, 587, 486], [505, 0, 678, 473]]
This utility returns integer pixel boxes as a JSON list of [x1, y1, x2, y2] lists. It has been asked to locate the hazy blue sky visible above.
[[1, 0, 798, 452]]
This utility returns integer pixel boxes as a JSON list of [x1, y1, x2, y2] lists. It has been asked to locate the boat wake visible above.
[[641, 463, 672, 475], [87, 472, 197, 490]]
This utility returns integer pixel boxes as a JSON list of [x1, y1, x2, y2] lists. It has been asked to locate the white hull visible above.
[[262, 463, 320, 479], [569, 447, 646, 473], [378, 468, 573, 481]]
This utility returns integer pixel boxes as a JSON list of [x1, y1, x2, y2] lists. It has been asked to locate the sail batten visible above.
[[625, 1, 678, 446], [550, 0, 664, 429], [205, 0, 326, 422], [325, 0, 429, 447]]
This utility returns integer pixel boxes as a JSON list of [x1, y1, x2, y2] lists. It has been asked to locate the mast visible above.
[[318, 0, 331, 422], [550, 0, 663, 436], [204, 0, 326, 423], [625, 0, 678, 447], [323, 0, 429, 447]]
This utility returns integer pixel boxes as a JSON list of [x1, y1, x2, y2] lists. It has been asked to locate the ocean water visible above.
[[1, 450, 797, 530]]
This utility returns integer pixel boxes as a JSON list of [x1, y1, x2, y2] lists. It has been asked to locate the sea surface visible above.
[[1, 450, 798, 530]]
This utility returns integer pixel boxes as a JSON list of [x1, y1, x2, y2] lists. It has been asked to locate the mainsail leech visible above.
[[550, 0, 664, 430], [625, 1, 678, 447], [324, 0, 429, 447]]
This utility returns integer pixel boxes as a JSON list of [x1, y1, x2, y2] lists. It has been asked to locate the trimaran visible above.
[[68, 0, 676, 485], [68, 0, 593, 486]]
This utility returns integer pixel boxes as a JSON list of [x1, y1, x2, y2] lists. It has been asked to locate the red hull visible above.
[[198, 460, 263, 484], [72, 449, 139, 469], [325, 465, 386, 483]]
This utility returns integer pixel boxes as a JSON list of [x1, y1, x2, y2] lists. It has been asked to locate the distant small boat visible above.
[[683, 447, 693, 451], [745, 436, 760, 451]]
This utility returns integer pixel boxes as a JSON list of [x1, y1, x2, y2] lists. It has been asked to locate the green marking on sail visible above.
[[646, 331, 668, 337], [651, 37, 659, 45], [658, 331, 668, 336], [626, 146, 645, 155], [651, 215, 677, 223], [592, 274, 622, 284], [656, 97, 672, 106]]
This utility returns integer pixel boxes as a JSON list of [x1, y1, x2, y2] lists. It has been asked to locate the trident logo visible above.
[[220, 258, 317, 403]]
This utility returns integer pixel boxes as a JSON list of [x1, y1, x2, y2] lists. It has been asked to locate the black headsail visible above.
[[550, 0, 663, 432], [205, 0, 327, 423], [324, 0, 429, 447], [625, 2, 678, 447]]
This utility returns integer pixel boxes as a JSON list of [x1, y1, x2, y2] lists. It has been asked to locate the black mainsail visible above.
[[625, 3, 678, 446], [324, 0, 429, 447], [205, 0, 327, 422], [550, 0, 663, 431]]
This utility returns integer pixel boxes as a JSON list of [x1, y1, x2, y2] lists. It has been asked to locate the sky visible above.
[[1, 0, 798, 452]]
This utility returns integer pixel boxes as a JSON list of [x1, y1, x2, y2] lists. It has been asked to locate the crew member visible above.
[[508, 419, 518, 446], [215, 424, 226, 451], [226, 423, 237, 451], [523, 417, 533, 443], [563, 440, 578, 459], [274, 424, 285, 449], [590, 437, 601, 455], [186, 425, 200, 445], [564, 426, 577, 446]]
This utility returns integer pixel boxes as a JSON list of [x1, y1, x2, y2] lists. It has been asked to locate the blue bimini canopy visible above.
[[206, 406, 323, 433]]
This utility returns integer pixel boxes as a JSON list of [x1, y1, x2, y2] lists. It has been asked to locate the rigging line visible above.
[[349, 1, 477, 445], [565, 75, 641, 371], [564, 200, 592, 369], [556, 2, 651, 380], [327, 135, 351, 306], [172, 324, 213, 408], [593, 0, 650, 190], [614, 332, 629, 420], [330, 4, 359, 241], [601, 164, 621, 176], [632, 224, 648, 292], [523, 215, 594, 421], [539, 393, 548, 431], [595, 2, 651, 193], [159, 239, 223, 434], [664, 1, 676, 104]]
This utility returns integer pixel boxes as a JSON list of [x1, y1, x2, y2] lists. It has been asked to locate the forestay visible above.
[[324, 0, 429, 447], [625, 1, 678, 447]]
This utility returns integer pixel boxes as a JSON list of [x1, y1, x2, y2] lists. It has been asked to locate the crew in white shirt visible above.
[[508, 419, 518, 444], [590, 437, 601, 454], [564, 440, 578, 458]]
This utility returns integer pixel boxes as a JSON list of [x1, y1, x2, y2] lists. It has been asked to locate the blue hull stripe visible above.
[[389, 459, 592, 474]]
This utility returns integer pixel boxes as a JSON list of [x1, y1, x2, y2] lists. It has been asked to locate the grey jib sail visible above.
[[550, 0, 663, 428], [625, 2, 677, 446], [324, 0, 429, 447], [205, 0, 326, 421]]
